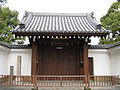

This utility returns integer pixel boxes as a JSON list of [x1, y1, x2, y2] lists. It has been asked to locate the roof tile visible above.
[[13, 12, 109, 34]]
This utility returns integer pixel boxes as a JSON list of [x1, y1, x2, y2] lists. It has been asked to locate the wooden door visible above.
[[88, 57, 94, 75], [37, 45, 77, 75]]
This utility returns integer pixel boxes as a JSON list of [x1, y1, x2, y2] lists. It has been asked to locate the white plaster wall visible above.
[[8, 49, 32, 75], [0, 45, 10, 75], [89, 49, 110, 75], [109, 46, 120, 75], [1, 44, 120, 76]]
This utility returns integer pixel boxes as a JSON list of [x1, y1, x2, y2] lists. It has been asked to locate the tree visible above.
[[99, 1, 120, 45], [0, 0, 7, 6], [0, 7, 24, 44]]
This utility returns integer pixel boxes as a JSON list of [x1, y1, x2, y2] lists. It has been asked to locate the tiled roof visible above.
[[9, 44, 109, 49], [9, 43, 120, 49], [1, 41, 120, 49], [0, 41, 30, 49], [13, 12, 109, 35], [0, 41, 10, 48], [89, 45, 110, 49], [89, 42, 120, 49], [10, 45, 31, 49], [109, 42, 120, 48]]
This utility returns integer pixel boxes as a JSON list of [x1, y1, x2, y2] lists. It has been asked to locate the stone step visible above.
[[0, 86, 11, 90]]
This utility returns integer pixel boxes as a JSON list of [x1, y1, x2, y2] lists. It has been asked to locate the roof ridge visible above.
[[29, 12, 91, 17]]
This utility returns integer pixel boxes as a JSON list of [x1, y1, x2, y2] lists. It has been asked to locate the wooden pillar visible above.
[[83, 42, 89, 75], [31, 41, 37, 75], [83, 41, 90, 87], [76, 46, 80, 75], [79, 44, 84, 75]]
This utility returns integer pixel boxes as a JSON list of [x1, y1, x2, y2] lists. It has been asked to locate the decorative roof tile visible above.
[[13, 12, 109, 35]]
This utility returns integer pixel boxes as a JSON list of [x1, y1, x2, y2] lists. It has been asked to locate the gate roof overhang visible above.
[[12, 12, 109, 39]]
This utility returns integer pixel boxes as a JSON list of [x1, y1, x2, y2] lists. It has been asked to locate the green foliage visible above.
[[99, 2, 120, 45], [84, 87, 92, 90], [0, 7, 24, 44], [117, 0, 120, 2]]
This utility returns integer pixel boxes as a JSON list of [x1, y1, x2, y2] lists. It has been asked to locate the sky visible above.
[[6, 0, 115, 44]]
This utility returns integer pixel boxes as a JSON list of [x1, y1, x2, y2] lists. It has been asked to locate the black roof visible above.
[[13, 12, 109, 36]]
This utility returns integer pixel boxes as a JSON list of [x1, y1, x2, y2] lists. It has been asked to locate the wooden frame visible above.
[[0, 75, 120, 87], [30, 37, 92, 76], [31, 42, 37, 75], [14, 32, 108, 37]]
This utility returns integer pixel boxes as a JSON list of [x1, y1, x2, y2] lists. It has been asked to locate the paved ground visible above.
[[0, 86, 120, 90]]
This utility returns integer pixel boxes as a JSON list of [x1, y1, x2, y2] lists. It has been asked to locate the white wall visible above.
[[109, 46, 120, 75], [8, 49, 32, 75], [89, 49, 110, 75], [0, 45, 10, 75], [1, 44, 120, 76]]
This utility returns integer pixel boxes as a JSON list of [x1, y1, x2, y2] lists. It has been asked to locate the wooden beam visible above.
[[83, 42, 89, 75], [35, 38, 85, 44], [80, 44, 84, 75], [13, 32, 109, 37], [76, 46, 80, 75], [31, 41, 37, 75]]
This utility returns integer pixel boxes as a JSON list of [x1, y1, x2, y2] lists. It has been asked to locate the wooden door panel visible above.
[[36, 44, 94, 75], [38, 45, 77, 75], [88, 57, 94, 75]]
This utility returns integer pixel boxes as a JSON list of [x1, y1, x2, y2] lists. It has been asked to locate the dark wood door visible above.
[[88, 57, 94, 75], [38, 45, 77, 75]]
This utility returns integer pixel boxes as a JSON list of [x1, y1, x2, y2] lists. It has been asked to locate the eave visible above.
[[13, 32, 109, 38]]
